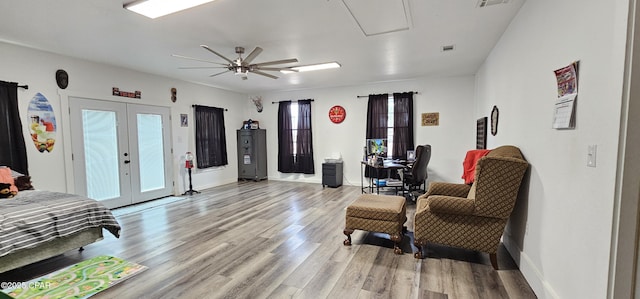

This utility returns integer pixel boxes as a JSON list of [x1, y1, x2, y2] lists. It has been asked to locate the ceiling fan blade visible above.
[[256, 67, 299, 72], [251, 70, 279, 79], [201, 45, 235, 65], [210, 70, 232, 77], [178, 66, 229, 69], [253, 58, 298, 67], [171, 54, 228, 66], [242, 47, 263, 65]]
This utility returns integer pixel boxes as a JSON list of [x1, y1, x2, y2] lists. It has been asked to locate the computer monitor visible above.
[[366, 138, 387, 157]]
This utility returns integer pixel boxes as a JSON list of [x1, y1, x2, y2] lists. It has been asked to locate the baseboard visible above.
[[503, 235, 561, 299]]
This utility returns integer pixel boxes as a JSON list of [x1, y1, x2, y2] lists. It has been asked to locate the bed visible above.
[[0, 190, 121, 273]]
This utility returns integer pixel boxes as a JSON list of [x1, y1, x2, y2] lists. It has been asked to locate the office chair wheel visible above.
[[343, 239, 351, 246], [394, 247, 403, 255], [414, 251, 423, 259]]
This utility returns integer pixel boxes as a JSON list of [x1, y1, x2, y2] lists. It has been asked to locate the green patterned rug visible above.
[[2, 255, 147, 299]]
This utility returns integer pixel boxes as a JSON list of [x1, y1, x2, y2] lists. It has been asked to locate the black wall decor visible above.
[[477, 117, 487, 150], [55, 69, 68, 89], [491, 105, 499, 136]]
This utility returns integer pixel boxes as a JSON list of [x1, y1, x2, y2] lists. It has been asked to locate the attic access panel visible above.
[[342, 0, 411, 36]]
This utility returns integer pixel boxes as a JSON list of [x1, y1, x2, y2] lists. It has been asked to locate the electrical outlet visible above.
[[587, 144, 597, 167]]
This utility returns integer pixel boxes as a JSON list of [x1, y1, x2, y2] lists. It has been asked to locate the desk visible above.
[[360, 160, 406, 194]]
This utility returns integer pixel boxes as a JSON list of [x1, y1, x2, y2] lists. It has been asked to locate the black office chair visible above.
[[403, 144, 431, 200]]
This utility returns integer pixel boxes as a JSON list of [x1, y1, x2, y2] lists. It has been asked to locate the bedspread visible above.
[[0, 190, 121, 257]]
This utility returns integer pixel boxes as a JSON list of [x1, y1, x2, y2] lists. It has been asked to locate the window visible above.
[[366, 92, 414, 160], [387, 95, 394, 158], [290, 102, 299, 156], [194, 105, 228, 168], [0, 81, 28, 175], [278, 100, 315, 174]]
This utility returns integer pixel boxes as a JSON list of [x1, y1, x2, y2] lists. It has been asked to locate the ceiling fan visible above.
[[173, 45, 298, 80]]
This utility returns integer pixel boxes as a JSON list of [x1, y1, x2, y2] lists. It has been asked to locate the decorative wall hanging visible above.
[[250, 96, 263, 113], [55, 69, 68, 89], [328, 105, 346, 124], [171, 88, 177, 103], [180, 114, 188, 127], [476, 117, 487, 150], [490, 106, 499, 136], [421, 112, 439, 126], [112, 87, 141, 99], [28, 93, 56, 153]]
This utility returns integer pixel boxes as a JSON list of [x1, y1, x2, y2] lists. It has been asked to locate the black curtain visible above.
[[365, 94, 388, 178], [278, 101, 295, 172], [278, 100, 315, 174], [0, 81, 28, 175], [365, 94, 389, 139], [295, 100, 314, 174], [392, 92, 414, 159], [194, 105, 228, 168]]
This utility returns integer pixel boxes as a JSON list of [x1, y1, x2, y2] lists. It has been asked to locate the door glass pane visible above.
[[137, 113, 165, 192], [82, 110, 120, 200]]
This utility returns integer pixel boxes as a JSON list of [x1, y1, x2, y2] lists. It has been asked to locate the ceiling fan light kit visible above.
[[175, 45, 304, 80], [124, 0, 217, 19]]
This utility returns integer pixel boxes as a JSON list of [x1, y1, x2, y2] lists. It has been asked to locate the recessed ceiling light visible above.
[[124, 0, 216, 19], [280, 62, 341, 74]]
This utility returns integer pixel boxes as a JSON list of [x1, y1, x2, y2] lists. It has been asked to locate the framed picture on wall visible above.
[[180, 114, 188, 127], [476, 117, 487, 149]]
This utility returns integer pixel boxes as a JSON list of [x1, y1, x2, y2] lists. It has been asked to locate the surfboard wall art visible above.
[[28, 93, 56, 153]]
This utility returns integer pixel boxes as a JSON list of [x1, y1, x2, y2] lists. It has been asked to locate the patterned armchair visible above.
[[413, 145, 528, 269]]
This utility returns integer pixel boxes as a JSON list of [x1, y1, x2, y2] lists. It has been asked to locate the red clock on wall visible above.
[[328, 105, 346, 124]]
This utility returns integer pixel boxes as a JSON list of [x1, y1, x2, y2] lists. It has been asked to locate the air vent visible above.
[[441, 45, 455, 52], [477, 0, 509, 8]]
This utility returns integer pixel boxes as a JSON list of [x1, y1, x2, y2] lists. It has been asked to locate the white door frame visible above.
[[66, 93, 174, 206]]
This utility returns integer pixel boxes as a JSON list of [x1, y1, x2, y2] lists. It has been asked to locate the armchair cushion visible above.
[[427, 196, 476, 215], [424, 182, 471, 198]]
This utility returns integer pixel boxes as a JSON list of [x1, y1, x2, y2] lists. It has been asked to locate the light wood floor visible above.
[[1, 180, 536, 299]]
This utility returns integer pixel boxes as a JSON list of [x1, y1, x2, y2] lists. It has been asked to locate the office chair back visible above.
[[412, 145, 431, 183]]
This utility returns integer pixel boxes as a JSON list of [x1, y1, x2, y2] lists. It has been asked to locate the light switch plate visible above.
[[587, 144, 597, 167]]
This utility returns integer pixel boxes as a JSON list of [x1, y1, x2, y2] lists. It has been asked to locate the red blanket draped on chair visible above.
[[462, 149, 490, 184]]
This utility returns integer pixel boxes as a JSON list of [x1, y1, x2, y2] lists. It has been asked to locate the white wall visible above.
[[246, 75, 476, 187], [0, 41, 246, 194], [475, 0, 629, 298]]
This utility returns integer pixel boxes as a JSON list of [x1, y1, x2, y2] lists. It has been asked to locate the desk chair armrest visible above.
[[425, 182, 471, 198]]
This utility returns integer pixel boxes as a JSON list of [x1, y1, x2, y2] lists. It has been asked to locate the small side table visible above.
[[322, 162, 343, 188]]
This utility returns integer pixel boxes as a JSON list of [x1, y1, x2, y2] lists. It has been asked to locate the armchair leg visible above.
[[390, 233, 403, 255], [343, 228, 354, 246], [413, 241, 425, 259], [489, 253, 498, 270]]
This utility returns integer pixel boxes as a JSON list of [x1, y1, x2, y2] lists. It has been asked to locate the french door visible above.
[[69, 97, 173, 209]]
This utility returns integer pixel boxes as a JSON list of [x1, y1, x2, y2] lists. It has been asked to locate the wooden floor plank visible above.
[[0, 181, 537, 299]]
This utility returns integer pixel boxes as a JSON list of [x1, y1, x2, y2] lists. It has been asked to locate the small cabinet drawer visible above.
[[322, 162, 343, 188]]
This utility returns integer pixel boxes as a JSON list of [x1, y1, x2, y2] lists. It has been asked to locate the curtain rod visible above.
[[18, 85, 28, 90], [191, 104, 228, 111], [271, 99, 315, 104], [356, 91, 418, 98]]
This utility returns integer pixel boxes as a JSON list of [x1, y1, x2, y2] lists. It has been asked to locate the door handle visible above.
[[124, 160, 131, 164]]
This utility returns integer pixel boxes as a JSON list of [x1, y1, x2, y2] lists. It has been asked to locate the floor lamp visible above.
[[182, 151, 200, 195]]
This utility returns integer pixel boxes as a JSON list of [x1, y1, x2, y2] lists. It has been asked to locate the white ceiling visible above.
[[0, 0, 525, 93]]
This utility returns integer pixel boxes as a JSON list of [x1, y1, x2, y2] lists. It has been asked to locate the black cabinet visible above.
[[237, 129, 267, 181], [322, 162, 343, 188]]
